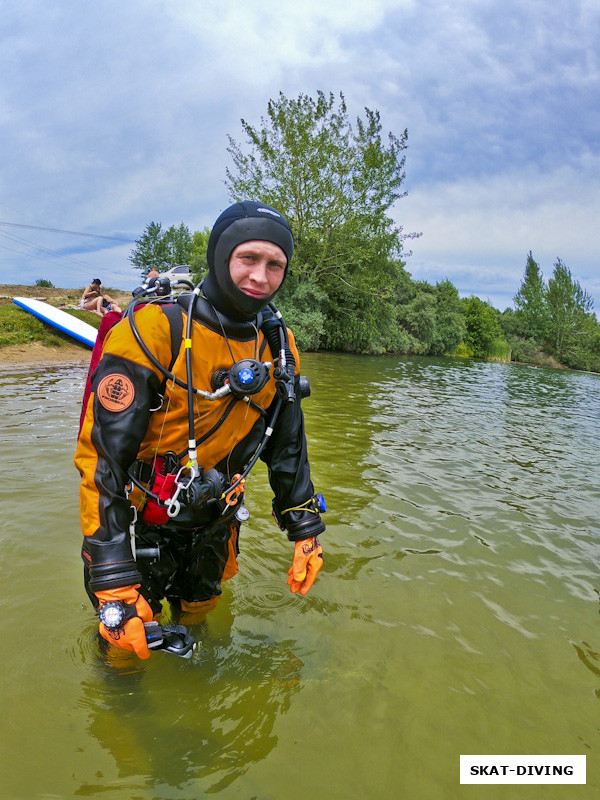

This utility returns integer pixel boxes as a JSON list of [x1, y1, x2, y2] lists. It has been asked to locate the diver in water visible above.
[[75, 202, 326, 660]]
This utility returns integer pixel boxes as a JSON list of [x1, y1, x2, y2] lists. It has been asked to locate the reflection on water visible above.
[[1, 355, 600, 798], [76, 599, 302, 796]]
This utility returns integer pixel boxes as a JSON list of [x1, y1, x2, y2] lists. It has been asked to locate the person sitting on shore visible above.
[[80, 278, 122, 316]]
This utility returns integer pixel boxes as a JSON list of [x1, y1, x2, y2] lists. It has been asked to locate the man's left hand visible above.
[[287, 537, 323, 595]]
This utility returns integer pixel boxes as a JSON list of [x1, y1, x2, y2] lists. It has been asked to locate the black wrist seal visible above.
[[284, 512, 326, 542]]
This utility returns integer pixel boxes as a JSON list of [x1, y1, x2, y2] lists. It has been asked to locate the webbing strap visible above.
[[160, 303, 185, 370]]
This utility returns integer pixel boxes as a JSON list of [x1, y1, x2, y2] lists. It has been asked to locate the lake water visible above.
[[0, 352, 599, 799]]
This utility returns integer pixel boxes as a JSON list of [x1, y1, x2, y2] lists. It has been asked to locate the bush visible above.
[[507, 335, 539, 364], [485, 339, 511, 362], [35, 278, 55, 288], [453, 342, 475, 358], [506, 336, 563, 368], [284, 308, 325, 351], [462, 296, 507, 358], [277, 281, 327, 351]]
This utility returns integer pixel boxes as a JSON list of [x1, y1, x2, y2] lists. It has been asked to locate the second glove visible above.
[[287, 537, 323, 596]]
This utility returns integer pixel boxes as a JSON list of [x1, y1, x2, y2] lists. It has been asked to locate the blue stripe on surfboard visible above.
[[13, 297, 98, 347]]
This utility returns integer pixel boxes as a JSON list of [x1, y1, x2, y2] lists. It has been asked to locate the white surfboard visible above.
[[13, 296, 98, 348]]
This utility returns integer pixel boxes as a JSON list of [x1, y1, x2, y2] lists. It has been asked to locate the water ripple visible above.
[[3, 355, 600, 798]]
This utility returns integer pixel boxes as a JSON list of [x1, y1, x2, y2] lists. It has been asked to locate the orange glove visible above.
[[95, 585, 154, 660], [287, 537, 323, 595]]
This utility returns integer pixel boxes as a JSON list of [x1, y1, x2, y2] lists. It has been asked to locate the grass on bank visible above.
[[0, 303, 102, 349], [0, 295, 570, 371], [485, 339, 512, 363]]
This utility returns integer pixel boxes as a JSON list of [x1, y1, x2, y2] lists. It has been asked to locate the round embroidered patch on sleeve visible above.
[[97, 373, 135, 412]]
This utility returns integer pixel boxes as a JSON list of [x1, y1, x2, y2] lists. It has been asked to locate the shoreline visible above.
[[0, 341, 92, 371], [1, 284, 101, 371], [0, 283, 128, 372]]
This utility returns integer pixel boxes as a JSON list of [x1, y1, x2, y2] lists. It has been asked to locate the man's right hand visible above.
[[95, 586, 154, 660]]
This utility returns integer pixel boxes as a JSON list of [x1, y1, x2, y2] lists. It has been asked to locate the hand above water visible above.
[[287, 537, 323, 595]]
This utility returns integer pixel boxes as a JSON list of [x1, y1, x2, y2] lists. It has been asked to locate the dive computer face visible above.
[[98, 601, 125, 630]]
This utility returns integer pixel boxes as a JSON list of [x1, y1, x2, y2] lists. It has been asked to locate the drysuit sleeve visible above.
[[261, 331, 325, 542], [74, 306, 173, 592]]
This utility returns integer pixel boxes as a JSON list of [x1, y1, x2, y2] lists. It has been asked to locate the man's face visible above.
[[229, 240, 286, 301]]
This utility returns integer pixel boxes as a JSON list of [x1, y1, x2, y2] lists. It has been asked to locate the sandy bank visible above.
[[0, 284, 104, 370], [0, 341, 92, 370]]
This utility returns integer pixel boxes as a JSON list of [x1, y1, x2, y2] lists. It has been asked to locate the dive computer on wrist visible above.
[[98, 601, 127, 630]]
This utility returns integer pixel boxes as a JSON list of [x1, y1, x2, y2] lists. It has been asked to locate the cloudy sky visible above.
[[1, 0, 598, 310]]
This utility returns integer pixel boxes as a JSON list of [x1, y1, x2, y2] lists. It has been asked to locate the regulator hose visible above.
[[122, 289, 290, 508]]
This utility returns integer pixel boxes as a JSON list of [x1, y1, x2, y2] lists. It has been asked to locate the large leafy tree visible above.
[[129, 222, 193, 277], [430, 280, 466, 355], [129, 221, 165, 275], [226, 90, 419, 352], [462, 296, 505, 359], [162, 223, 193, 269]]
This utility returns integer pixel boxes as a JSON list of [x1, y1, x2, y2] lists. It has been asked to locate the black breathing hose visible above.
[[123, 290, 292, 506]]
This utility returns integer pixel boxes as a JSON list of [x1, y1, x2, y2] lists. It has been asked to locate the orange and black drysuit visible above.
[[75, 295, 324, 615]]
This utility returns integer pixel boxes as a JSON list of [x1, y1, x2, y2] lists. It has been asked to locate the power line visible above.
[[0, 220, 134, 243], [0, 229, 99, 270]]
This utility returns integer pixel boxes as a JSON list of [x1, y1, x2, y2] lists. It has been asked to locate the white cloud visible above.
[[403, 161, 600, 255], [0, 0, 598, 307], [399, 160, 600, 308], [171, 0, 413, 59]]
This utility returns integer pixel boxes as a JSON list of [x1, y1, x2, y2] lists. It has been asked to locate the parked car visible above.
[[162, 264, 193, 286]]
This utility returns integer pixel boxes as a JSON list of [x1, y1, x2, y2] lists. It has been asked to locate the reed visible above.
[[485, 338, 512, 362]]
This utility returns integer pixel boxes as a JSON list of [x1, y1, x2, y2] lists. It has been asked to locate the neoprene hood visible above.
[[203, 201, 294, 320]]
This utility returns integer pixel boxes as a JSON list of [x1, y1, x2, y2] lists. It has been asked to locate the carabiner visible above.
[[225, 474, 245, 507], [166, 466, 195, 518]]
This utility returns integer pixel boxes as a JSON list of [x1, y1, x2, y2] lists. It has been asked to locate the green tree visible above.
[[189, 227, 210, 283], [129, 221, 166, 275], [575, 312, 600, 372], [226, 90, 419, 352], [462, 296, 506, 359], [513, 251, 547, 341], [429, 280, 466, 355], [398, 286, 436, 353], [129, 222, 192, 276], [162, 223, 193, 269], [546, 258, 594, 365]]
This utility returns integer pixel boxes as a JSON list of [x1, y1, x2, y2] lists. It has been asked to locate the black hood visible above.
[[202, 201, 294, 321]]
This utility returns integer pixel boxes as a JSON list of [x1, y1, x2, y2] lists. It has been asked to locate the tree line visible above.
[[500, 254, 599, 372], [129, 91, 600, 372]]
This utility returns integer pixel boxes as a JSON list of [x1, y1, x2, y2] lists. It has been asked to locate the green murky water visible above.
[[1, 352, 599, 799]]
